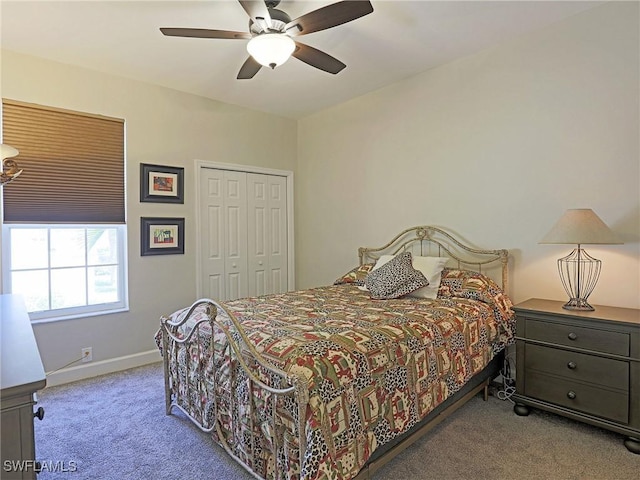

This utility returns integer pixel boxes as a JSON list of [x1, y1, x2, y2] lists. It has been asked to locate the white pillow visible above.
[[359, 254, 449, 299], [409, 256, 449, 299]]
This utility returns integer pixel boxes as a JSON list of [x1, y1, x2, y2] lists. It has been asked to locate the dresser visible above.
[[512, 298, 640, 453], [1, 294, 46, 479]]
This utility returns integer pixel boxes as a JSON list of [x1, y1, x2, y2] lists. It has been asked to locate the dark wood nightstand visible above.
[[512, 298, 640, 454]]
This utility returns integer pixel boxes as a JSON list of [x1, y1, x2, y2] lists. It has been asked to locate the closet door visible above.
[[223, 171, 248, 300], [265, 174, 287, 294], [247, 174, 288, 296], [200, 169, 248, 301], [200, 168, 226, 300]]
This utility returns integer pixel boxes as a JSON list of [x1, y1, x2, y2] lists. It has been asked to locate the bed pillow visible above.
[[334, 263, 375, 286], [438, 268, 508, 304], [364, 251, 429, 299], [361, 254, 448, 299], [438, 268, 515, 345], [407, 256, 449, 299]]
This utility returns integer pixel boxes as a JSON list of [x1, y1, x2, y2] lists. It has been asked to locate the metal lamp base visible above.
[[562, 298, 595, 311], [557, 247, 601, 312]]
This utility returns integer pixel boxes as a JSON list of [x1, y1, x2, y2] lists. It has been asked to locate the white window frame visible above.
[[1, 223, 129, 323]]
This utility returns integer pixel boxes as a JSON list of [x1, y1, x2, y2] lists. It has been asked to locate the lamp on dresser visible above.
[[540, 208, 622, 311], [1, 143, 23, 186]]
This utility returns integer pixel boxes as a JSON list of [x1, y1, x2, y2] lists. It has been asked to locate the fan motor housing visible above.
[[249, 8, 292, 34]]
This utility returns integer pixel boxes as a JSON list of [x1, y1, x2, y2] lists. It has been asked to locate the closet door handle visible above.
[[258, 261, 263, 265], [232, 263, 237, 268]]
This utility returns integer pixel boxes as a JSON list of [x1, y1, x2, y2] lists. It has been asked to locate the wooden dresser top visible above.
[[0, 294, 46, 397]]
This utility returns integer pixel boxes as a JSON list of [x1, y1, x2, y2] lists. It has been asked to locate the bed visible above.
[[156, 226, 515, 480]]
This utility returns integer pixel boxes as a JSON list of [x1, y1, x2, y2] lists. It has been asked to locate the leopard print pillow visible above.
[[364, 251, 429, 299]]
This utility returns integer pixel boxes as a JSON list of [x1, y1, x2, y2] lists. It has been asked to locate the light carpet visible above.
[[33, 362, 639, 479]]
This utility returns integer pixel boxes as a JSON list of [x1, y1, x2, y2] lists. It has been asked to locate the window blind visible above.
[[2, 99, 125, 223]]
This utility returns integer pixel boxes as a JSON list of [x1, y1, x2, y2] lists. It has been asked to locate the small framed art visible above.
[[140, 163, 184, 204], [140, 217, 185, 256]]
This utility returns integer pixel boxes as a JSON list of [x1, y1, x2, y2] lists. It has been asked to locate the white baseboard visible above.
[[45, 349, 162, 387]]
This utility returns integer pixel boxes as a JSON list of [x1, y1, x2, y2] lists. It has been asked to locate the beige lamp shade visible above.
[[1, 144, 23, 186], [1, 144, 19, 160], [540, 209, 622, 245]]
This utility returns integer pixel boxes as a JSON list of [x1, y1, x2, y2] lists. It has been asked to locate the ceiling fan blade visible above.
[[285, 1, 373, 37], [237, 56, 263, 79], [292, 41, 346, 74], [160, 28, 251, 40], [238, 0, 272, 30]]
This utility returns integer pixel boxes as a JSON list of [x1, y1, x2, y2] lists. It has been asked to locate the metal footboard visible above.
[[160, 299, 309, 480]]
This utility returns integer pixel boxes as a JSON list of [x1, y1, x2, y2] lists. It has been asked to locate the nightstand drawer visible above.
[[525, 371, 629, 424], [526, 344, 629, 391], [526, 319, 629, 356]]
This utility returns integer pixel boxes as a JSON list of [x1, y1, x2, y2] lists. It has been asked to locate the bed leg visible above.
[[162, 327, 172, 415], [483, 384, 489, 402]]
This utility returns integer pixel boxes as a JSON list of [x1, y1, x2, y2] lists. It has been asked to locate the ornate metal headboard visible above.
[[358, 226, 510, 292]]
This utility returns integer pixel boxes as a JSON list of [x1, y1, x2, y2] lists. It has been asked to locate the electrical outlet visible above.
[[81, 347, 92, 363]]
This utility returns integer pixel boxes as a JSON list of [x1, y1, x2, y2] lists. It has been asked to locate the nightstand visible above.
[[512, 298, 640, 454]]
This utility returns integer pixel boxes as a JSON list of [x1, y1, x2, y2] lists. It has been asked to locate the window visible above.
[[2, 99, 127, 321], [3, 224, 127, 321]]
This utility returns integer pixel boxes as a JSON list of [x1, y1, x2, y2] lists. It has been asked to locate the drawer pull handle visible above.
[[34, 406, 45, 421], [567, 361, 577, 370], [568, 332, 578, 341], [567, 391, 577, 400]]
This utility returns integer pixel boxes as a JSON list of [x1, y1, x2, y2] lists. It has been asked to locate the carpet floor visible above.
[[33, 362, 639, 479]]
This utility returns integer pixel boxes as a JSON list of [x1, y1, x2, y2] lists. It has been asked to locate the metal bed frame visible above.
[[160, 226, 510, 480]]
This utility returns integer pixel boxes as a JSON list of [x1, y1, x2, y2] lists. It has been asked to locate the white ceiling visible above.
[[1, 0, 604, 119]]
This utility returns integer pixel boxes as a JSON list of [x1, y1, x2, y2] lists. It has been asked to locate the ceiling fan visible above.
[[160, 0, 374, 79]]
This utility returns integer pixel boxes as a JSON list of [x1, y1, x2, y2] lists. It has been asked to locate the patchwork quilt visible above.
[[158, 270, 515, 480]]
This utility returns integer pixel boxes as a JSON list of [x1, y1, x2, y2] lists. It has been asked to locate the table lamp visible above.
[[540, 208, 622, 311]]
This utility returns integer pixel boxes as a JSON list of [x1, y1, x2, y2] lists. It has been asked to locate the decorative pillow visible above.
[[438, 268, 516, 346], [334, 263, 375, 286], [360, 254, 448, 299], [364, 251, 429, 300]]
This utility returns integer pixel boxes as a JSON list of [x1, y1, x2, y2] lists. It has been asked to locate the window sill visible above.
[[30, 306, 130, 324]]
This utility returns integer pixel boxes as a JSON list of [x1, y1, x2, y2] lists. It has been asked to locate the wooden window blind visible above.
[[2, 99, 125, 223]]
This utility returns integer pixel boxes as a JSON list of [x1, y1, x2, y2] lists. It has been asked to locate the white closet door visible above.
[[247, 174, 269, 296], [200, 168, 226, 300], [200, 169, 249, 301], [267, 175, 288, 294], [199, 166, 289, 301], [247, 173, 287, 296], [223, 170, 248, 300]]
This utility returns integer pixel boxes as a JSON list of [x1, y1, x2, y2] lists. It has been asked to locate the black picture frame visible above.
[[140, 217, 185, 256], [140, 163, 184, 204]]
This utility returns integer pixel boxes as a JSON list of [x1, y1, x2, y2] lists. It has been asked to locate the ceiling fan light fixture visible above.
[[247, 33, 295, 69]]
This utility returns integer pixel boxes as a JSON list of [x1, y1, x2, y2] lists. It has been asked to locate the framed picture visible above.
[[140, 217, 185, 256], [140, 163, 184, 204]]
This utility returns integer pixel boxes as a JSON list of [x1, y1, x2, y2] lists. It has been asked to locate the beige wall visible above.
[[296, 2, 639, 309], [1, 1, 638, 383], [0, 50, 297, 376]]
